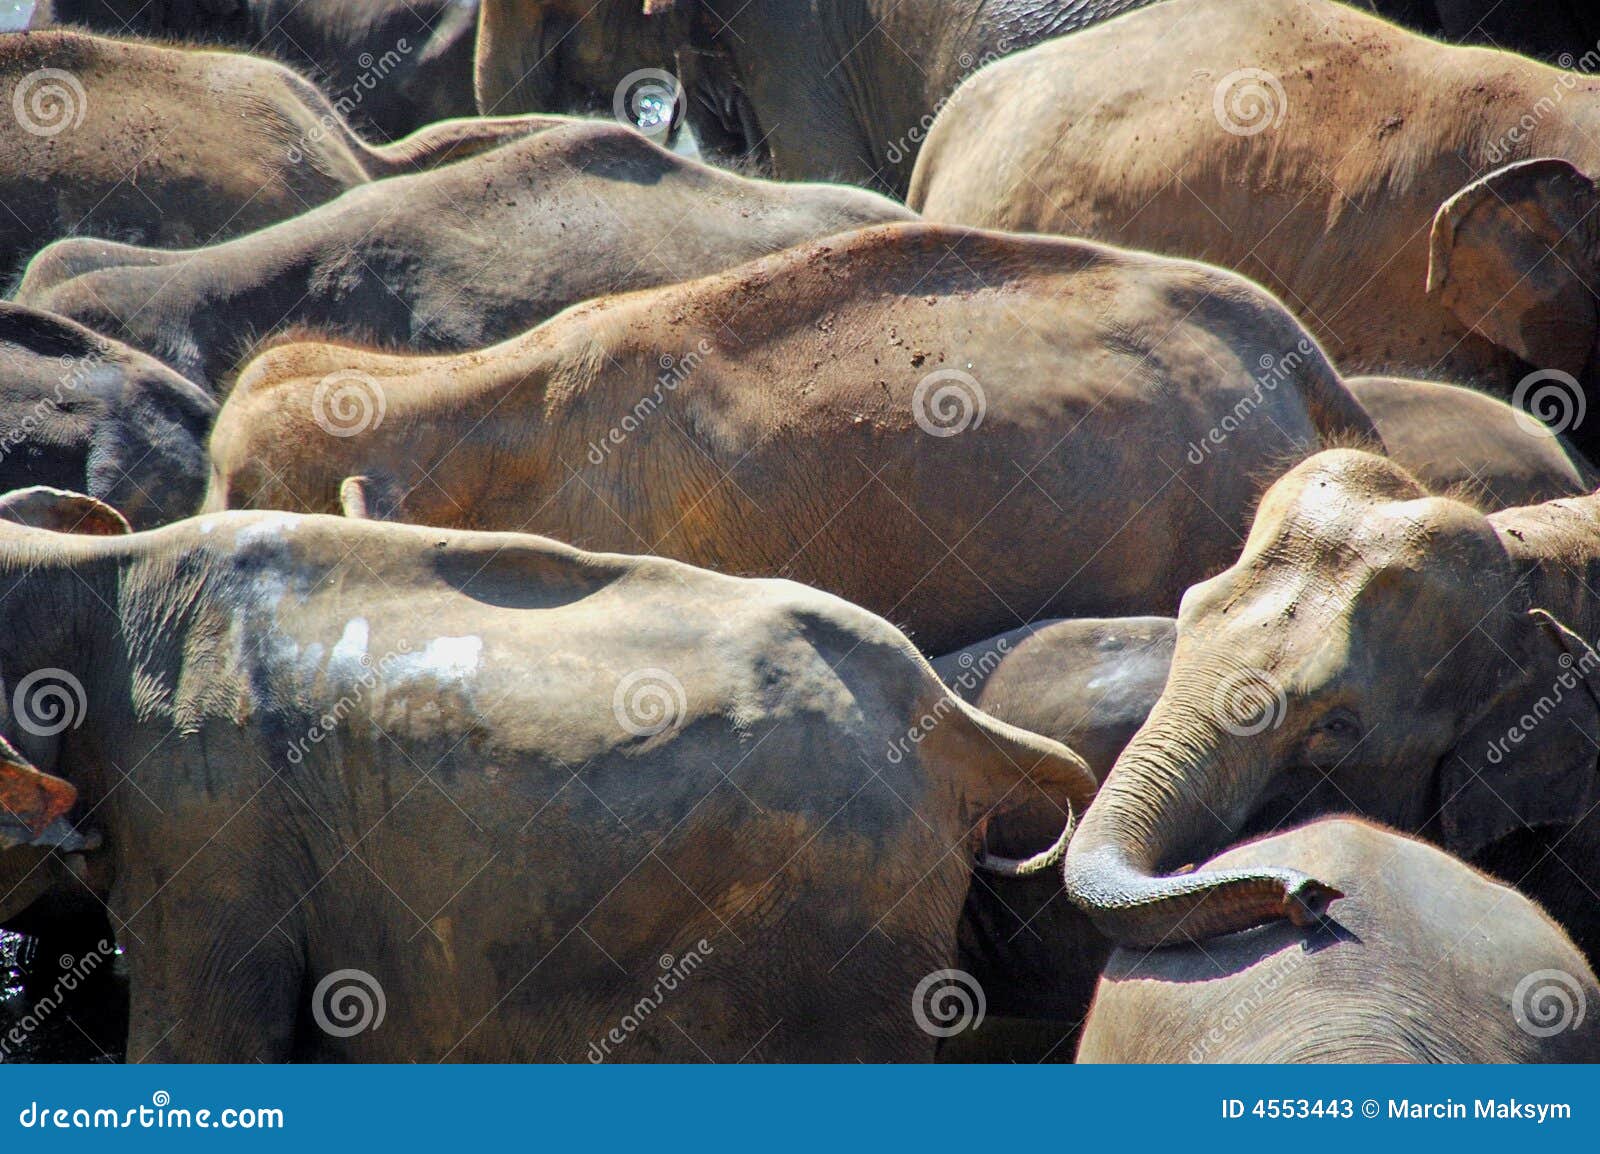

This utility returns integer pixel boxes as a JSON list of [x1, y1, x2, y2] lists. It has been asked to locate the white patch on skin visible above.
[[234, 512, 299, 548], [329, 618, 370, 679], [389, 636, 483, 687]]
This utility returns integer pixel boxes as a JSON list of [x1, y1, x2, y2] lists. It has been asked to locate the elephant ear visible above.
[[0, 487, 131, 536], [1427, 159, 1600, 377], [0, 730, 76, 839], [1438, 609, 1600, 857]]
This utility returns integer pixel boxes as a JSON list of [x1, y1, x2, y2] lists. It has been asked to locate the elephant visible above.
[[0, 303, 214, 528], [0, 485, 1096, 1061], [1061, 447, 1600, 968], [1078, 819, 1600, 1063], [1347, 375, 1597, 508], [933, 618, 1175, 785], [0, 30, 553, 280], [202, 222, 1379, 654], [908, 0, 1600, 460], [16, 120, 912, 391], [36, 1, 484, 139], [472, 0, 1160, 195]]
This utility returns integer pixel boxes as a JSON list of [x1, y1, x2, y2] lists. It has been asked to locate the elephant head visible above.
[[1063, 448, 1600, 947], [474, 0, 687, 122]]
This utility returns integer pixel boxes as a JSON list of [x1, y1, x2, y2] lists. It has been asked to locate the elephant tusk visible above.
[[973, 803, 1076, 878]]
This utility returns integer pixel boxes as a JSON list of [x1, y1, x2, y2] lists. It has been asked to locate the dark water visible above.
[[0, 931, 125, 1063]]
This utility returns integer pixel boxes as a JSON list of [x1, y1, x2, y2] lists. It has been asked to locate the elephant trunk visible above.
[[1061, 698, 1341, 948]]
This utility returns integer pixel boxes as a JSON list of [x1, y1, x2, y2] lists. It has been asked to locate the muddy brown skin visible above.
[[0, 303, 214, 528], [909, 0, 1600, 460], [206, 222, 1378, 654], [1347, 375, 1598, 508], [473, 0, 1159, 194], [38, 0, 484, 139], [16, 121, 913, 389], [0, 494, 1094, 1061], [1062, 448, 1600, 958], [0, 30, 554, 280], [1078, 819, 1600, 1063]]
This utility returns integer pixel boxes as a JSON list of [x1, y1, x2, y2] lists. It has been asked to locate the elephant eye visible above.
[[1312, 711, 1360, 740]]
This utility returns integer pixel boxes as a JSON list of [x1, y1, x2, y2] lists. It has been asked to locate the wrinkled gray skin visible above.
[[0, 30, 550, 282], [37, 0, 484, 139], [0, 304, 214, 528], [0, 490, 1094, 1061], [1078, 819, 1600, 1063], [17, 121, 913, 390], [1062, 448, 1600, 964], [473, 0, 1159, 195], [934, 618, 1174, 784], [1347, 375, 1598, 509]]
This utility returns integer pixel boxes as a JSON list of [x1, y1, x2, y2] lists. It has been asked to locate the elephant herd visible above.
[[3, 0, 1600, 1063]]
